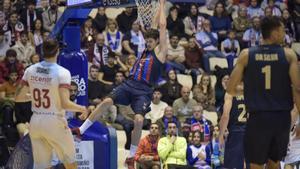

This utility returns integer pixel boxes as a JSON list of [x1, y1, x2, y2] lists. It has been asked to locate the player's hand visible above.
[[78, 107, 88, 120], [218, 134, 225, 149]]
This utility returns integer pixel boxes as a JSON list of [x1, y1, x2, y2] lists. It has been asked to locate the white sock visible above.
[[79, 119, 93, 134], [129, 144, 138, 157]]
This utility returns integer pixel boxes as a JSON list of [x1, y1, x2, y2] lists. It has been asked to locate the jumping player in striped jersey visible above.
[[219, 83, 247, 169], [72, 0, 167, 168], [227, 16, 300, 169]]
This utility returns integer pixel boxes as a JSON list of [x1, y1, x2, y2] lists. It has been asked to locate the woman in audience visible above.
[[232, 6, 251, 45], [209, 2, 232, 44], [29, 19, 44, 55], [193, 74, 215, 111], [167, 6, 185, 39], [215, 72, 230, 114], [124, 54, 136, 77], [103, 18, 123, 56], [81, 17, 96, 51], [186, 131, 211, 169], [282, 9, 296, 46], [160, 69, 183, 105]]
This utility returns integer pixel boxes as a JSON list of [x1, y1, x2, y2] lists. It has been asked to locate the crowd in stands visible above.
[[0, 0, 299, 168]]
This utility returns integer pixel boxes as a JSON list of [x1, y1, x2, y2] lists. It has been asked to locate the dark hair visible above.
[[169, 32, 179, 39], [213, 2, 228, 17], [20, 30, 29, 37], [26, 0, 36, 6], [144, 29, 159, 40], [89, 64, 99, 71], [261, 16, 283, 39], [71, 81, 78, 88], [43, 38, 59, 58], [153, 87, 162, 93], [6, 49, 17, 58], [169, 6, 178, 14], [33, 19, 44, 32]]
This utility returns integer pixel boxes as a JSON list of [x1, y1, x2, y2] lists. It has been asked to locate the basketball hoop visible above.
[[135, 0, 159, 29]]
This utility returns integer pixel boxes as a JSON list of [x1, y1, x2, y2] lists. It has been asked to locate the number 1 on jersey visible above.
[[262, 65, 271, 90]]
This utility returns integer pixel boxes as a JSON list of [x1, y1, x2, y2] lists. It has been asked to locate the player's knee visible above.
[[103, 97, 114, 105], [134, 115, 144, 128]]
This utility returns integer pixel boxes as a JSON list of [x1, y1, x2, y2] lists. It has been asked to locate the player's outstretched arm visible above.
[[286, 48, 300, 115], [227, 49, 248, 96], [156, 0, 167, 63], [59, 88, 87, 119], [218, 93, 233, 147]]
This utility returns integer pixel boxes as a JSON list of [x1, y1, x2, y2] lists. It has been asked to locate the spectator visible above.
[[28, 19, 44, 56], [65, 81, 79, 120], [160, 69, 183, 105], [81, 17, 96, 51], [99, 55, 127, 93], [42, 0, 62, 32], [88, 33, 114, 67], [145, 88, 168, 123], [1, 0, 12, 17], [183, 4, 207, 37], [2, 11, 24, 46], [167, 6, 185, 39], [103, 18, 123, 56], [215, 71, 230, 113], [88, 65, 106, 106], [112, 71, 126, 88], [27, 54, 40, 67], [282, 9, 297, 44], [247, 0, 264, 18], [195, 19, 225, 72], [92, 7, 108, 33], [166, 33, 186, 74], [0, 70, 19, 151], [12, 31, 36, 66], [242, 16, 262, 48], [116, 7, 137, 34], [122, 20, 145, 58], [173, 86, 197, 123], [157, 106, 181, 136], [135, 123, 161, 169], [291, 0, 300, 41], [0, 29, 10, 59], [184, 37, 204, 86], [184, 105, 213, 142], [186, 131, 212, 169], [221, 30, 240, 70], [265, 0, 282, 17], [193, 74, 216, 111], [209, 2, 232, 43], [232, 6, 251, 43], [0, 49, 24, 83], [264, 6, 273, 18], [124, 54, 136, 77], [157, 121, 188, 169], [19, 0, 42, 32]]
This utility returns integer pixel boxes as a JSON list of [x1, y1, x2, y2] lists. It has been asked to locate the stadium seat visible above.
[[203, 111, 218, 126], [177, 74, 193, 89], [209, 57, 228, 71]]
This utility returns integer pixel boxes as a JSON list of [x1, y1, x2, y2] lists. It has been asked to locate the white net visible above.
[[135, 0, 159, 29]]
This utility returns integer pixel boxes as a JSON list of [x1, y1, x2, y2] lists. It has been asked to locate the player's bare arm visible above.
[[155, 0, 167, 63], [219, 93, 233, 147], [285, 48, 300, 115], [227, 49, 249, 96], [59, 87, 87, 120]]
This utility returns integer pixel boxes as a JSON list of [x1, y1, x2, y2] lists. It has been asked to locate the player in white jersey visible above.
[[15, 39, 87, 169], [284, 107, 300, 169]]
